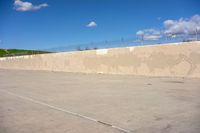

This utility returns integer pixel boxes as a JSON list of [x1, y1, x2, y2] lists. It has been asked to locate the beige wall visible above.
[[1, 41, 200, 77]]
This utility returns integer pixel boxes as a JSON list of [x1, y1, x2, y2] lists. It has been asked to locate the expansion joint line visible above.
[[0, 90, 132, 133]]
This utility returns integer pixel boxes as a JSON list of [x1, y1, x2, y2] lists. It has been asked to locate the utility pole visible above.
[[141, 34, 144, 45], [196, 27, 199, 41], [121, 37, 124, 46]]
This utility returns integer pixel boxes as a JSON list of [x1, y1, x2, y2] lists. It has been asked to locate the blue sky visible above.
[[0, 0, 200, 50]]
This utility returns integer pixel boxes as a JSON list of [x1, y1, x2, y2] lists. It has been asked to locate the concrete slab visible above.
[[0, 69, 200, 133]]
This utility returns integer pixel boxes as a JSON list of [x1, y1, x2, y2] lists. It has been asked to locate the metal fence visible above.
[[40, 34, 200, 52]]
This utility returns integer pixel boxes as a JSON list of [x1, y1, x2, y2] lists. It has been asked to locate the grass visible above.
[[0, 49, 51, 57]]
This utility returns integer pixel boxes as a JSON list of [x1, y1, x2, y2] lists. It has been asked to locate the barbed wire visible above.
[[40, 34, 200, 52]]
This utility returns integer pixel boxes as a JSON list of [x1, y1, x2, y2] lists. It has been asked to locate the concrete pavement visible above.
[[0, 69, 200, 133]]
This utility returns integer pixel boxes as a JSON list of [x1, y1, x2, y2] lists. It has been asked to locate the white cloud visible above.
[[14, 0, 48, 11], [164, 14, 200, 35], [144, 35, 161, 40], [136, 14, 200, 40], [136, 28, 162, 40], [86, 21, 97, 28], [136, 30, 144, 36]]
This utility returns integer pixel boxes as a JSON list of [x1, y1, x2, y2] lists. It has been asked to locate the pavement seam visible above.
[[0, 90, 132, 133]]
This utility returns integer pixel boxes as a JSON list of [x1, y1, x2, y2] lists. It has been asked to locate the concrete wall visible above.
[[0, 41, 200, 77]]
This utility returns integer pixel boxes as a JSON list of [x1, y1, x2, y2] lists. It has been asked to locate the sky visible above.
[[0, 0, 200, 50]]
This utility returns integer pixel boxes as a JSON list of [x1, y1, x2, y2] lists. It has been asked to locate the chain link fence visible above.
[[40, 34, 200, 52]]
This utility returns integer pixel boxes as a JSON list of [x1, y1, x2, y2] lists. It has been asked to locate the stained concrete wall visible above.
[[0, 41, 200, 77]]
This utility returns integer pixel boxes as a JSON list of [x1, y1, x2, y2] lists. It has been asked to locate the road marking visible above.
[[0, 90, 132, 133]]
